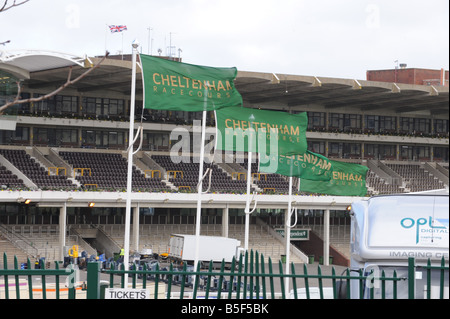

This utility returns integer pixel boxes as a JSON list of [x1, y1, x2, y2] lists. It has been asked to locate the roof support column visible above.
[[323, 209, 330, 266], [133, 203, 140, 253], [222, 206, 229, 238], [59, 202, 67, 262]]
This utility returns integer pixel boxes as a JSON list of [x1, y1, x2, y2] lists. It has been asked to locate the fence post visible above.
[[87, 261, 101, 299], [407, 257, 415, 299]]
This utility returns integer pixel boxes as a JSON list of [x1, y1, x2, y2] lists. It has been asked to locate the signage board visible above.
[[105, 288, 149, 299], [275, 228, 309, 240]]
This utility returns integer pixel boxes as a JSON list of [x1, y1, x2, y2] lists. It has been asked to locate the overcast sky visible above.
[[1, 0, 449, 79]]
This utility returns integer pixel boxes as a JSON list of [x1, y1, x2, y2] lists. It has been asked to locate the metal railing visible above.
[[1, 251, 448, 300], [1, 253, 76, 299]]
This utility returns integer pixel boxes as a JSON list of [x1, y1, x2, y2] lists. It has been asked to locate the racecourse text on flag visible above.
[[109, 25, 127, 33], [215, 106, 307, 156], [140, 54, 243, 112]]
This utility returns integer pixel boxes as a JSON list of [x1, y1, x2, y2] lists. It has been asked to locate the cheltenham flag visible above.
[[140, 54, 243, 112]]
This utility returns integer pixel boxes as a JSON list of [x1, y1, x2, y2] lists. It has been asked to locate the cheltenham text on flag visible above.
[[140, 54, 243, 112], [215, 106, 307, 156], [300, 160, 369, 196], [259, 150, 333, 181]]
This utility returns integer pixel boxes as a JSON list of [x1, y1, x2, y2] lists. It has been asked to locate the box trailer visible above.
[[168, 234, 242, 267], [349, 191, 449, 299]]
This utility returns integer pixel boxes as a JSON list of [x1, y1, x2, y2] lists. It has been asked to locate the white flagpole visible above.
[[123, 40, 139, 286], [284, 175, 293, 297], [105, 24, 108, 53], [244, 121, 256, 252], [193, 86, 208, 273], [244, 150, 252, 251], [122, 32, 124, 60]]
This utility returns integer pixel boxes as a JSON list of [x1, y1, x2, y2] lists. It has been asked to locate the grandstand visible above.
[[0, 51, 448, 267]]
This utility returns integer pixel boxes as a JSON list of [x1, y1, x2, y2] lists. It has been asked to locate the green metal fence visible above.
[[0, 253, 76, 299], [1, 251, 448, 300]]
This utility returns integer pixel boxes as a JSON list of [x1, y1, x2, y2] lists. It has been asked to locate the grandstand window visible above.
[[364, 115, 379, 132], [308, 141, 326, 155], [379, 144, 396, 160], [329, 113, 361, 131], [17, 92, 31, 114], [364, 143, 377, 159], [434, 147, 449, 162], [105, 98, 125, 118], [433, 119, 448, 135], [83, 97, 96, 115], [33, 94, 78, 116], [400, 145, 431, 161], [416, 146, 431, 161], [400, 117, 431, 134], [400, 145, 413, 160], [56, 129, 77, 145], [0, 126, 29, 144], [379, 116, 397, 132], [364, 143, 397, 160], [343, 142, 361, 158], [0, 204, 18, 224], [144, 132, 170, 151], [97, 131, 105, 147], [416, 118, 430, 133], [82, 130, 95, 146], [329, 142, 342, 158], [33, 128, 78, 146], [330, 142, 363, 158], [364, 115, 397, 133], [35, 94, 55, 114], [33, 128, 48, 145], [57, 95, 78, 114], [99, 131, 124, 148], [107, 131, 124, 148], [82, 97, 109, 117], [307, 111, 326, 130], [96, 98, 103, 116]]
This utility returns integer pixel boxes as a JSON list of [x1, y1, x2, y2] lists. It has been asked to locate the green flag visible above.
[[300, 160, 369, 196], [259, 150, 333, 181], [215, 106, 308, 156], [140, 54, 243, 111]]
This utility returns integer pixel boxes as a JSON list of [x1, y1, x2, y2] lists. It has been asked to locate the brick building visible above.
[[367, 67, 448, 86]]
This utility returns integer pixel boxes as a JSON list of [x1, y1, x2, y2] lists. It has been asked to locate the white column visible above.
[[133, 203, 140, 253], [59, 203, 67, 261], [323, 209, 330, 266], [222, 206, 229, 238]]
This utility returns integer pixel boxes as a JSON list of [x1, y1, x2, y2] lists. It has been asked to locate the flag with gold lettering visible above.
[[215, 106, 307, 156], [259, 150, 333, 181], [299, 160, 369, 196], [141, 54, 243, 111]]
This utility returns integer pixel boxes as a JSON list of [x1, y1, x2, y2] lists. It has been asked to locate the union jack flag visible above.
[[109, 25, 127, 33]]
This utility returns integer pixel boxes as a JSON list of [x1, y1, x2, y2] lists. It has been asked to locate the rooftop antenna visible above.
[[147, 27, 153, 55]]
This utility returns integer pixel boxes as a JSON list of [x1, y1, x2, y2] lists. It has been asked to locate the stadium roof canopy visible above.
[[0, 51, 448, 116], [0, 50, 90, 80], [236, 71, 449, 116]]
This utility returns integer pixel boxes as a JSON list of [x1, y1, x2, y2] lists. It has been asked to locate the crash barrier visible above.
[[1, 251, 448, 299]]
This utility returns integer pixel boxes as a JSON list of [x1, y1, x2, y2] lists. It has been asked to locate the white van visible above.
[[349, 190, 449, 299]]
